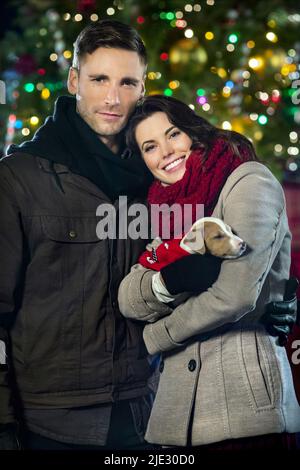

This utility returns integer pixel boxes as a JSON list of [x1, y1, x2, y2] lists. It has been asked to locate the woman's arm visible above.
[[118, 251, 222, 322], [118, 263, 174, 322], [143, 163, 290, 355]]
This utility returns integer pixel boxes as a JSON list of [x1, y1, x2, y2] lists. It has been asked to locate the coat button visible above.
[[188, 359, 197, 372], [69, 230, 77, 239], [159, 361, 164, 373]]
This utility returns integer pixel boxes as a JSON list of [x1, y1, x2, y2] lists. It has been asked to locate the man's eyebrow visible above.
[[88, 74, 108, 79], [141, 126, 176, 150]]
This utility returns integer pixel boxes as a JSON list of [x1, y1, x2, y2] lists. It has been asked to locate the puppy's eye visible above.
[[213, 234, 224, 239]]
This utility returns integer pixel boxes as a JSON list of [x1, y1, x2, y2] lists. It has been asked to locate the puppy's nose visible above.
[[239, 241, 246, 250]]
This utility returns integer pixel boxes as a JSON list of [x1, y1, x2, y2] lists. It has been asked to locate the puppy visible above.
[[180, 217, 247, 259]]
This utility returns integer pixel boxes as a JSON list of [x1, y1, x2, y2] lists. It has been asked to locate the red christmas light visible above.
[[176, 20, 186, 29], [137, 16, 145, 24], [271, 95, 281, 103], [160, 52, 169, 61]]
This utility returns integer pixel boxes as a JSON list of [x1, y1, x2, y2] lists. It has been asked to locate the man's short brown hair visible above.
[[72, 19, 147, 69]]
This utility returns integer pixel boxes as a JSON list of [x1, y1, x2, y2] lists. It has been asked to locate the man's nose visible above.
[[104, 86, 120, 106]]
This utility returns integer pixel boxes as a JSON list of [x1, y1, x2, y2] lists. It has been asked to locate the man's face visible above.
[[67, 47, 145, 146]]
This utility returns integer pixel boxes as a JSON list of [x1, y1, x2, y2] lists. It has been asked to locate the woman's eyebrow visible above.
[[141, 140, 154, 150], [165, 126, 176, 135], [141, 126, 177, 150]]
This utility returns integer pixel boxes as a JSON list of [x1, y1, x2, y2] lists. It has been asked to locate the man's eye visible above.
[[92, 78, 105, 83], [123, 81, 137, 87]]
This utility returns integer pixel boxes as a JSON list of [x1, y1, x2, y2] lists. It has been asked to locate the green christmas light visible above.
[[228, 34, 239, 44], [196, 88, 206, 96], [164, 88, 173, 96], [258, 114, 268, 125], [288, 107, 299, 116], [159, 12, 166, 20], [166, 12, 175, 20], [45, 82, 55, 91], [24, 83, 35, 93]]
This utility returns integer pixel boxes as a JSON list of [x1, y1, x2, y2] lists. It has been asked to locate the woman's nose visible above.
[[162, 142, 174, 158]]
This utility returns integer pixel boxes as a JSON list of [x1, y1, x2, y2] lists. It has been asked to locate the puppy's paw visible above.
[[146, 237, 163, 252]]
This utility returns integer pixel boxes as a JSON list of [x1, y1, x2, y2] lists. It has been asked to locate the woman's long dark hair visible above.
[[126, 95, 258, 163]]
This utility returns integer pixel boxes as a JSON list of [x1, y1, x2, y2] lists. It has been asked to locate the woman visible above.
[[118, 95, 300, 448]]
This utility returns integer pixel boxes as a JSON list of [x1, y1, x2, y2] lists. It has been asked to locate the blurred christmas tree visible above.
[[0, 0, 299, 180]]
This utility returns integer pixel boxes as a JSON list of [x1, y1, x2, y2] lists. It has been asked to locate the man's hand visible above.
[[261, 277, 299, 346]]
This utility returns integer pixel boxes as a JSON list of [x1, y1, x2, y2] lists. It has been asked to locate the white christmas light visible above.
[[288, 146, 299, 156], [288, 162, 298, 171], [267, 107, 275, 116], [184, 29, 194, 38], [222, 121, 232, 130], [184, 4, 193, 12], [289, 131, 298, 142], [260, 92, 269, 101]]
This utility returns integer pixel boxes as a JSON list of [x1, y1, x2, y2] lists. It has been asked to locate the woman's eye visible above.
[[170, 130, 180, 139], [144, 145, 155, 153]]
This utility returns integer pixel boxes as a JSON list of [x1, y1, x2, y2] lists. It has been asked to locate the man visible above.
[[0, 20, 297, 450], [0, 20, 154, 450]]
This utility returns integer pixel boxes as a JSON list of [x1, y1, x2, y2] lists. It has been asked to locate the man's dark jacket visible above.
[[0, 96, 154, 424]]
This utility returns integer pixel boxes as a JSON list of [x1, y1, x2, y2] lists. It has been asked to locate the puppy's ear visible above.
[[180, 222, 206, 254]]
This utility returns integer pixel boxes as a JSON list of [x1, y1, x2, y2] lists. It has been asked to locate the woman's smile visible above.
[[162, 155, 186, 173]]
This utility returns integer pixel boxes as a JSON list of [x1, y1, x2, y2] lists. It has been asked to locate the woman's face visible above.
[[135, 112, 193, 186]]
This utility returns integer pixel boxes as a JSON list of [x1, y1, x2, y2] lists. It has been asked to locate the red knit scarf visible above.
[[147, 138, 252, 238]]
